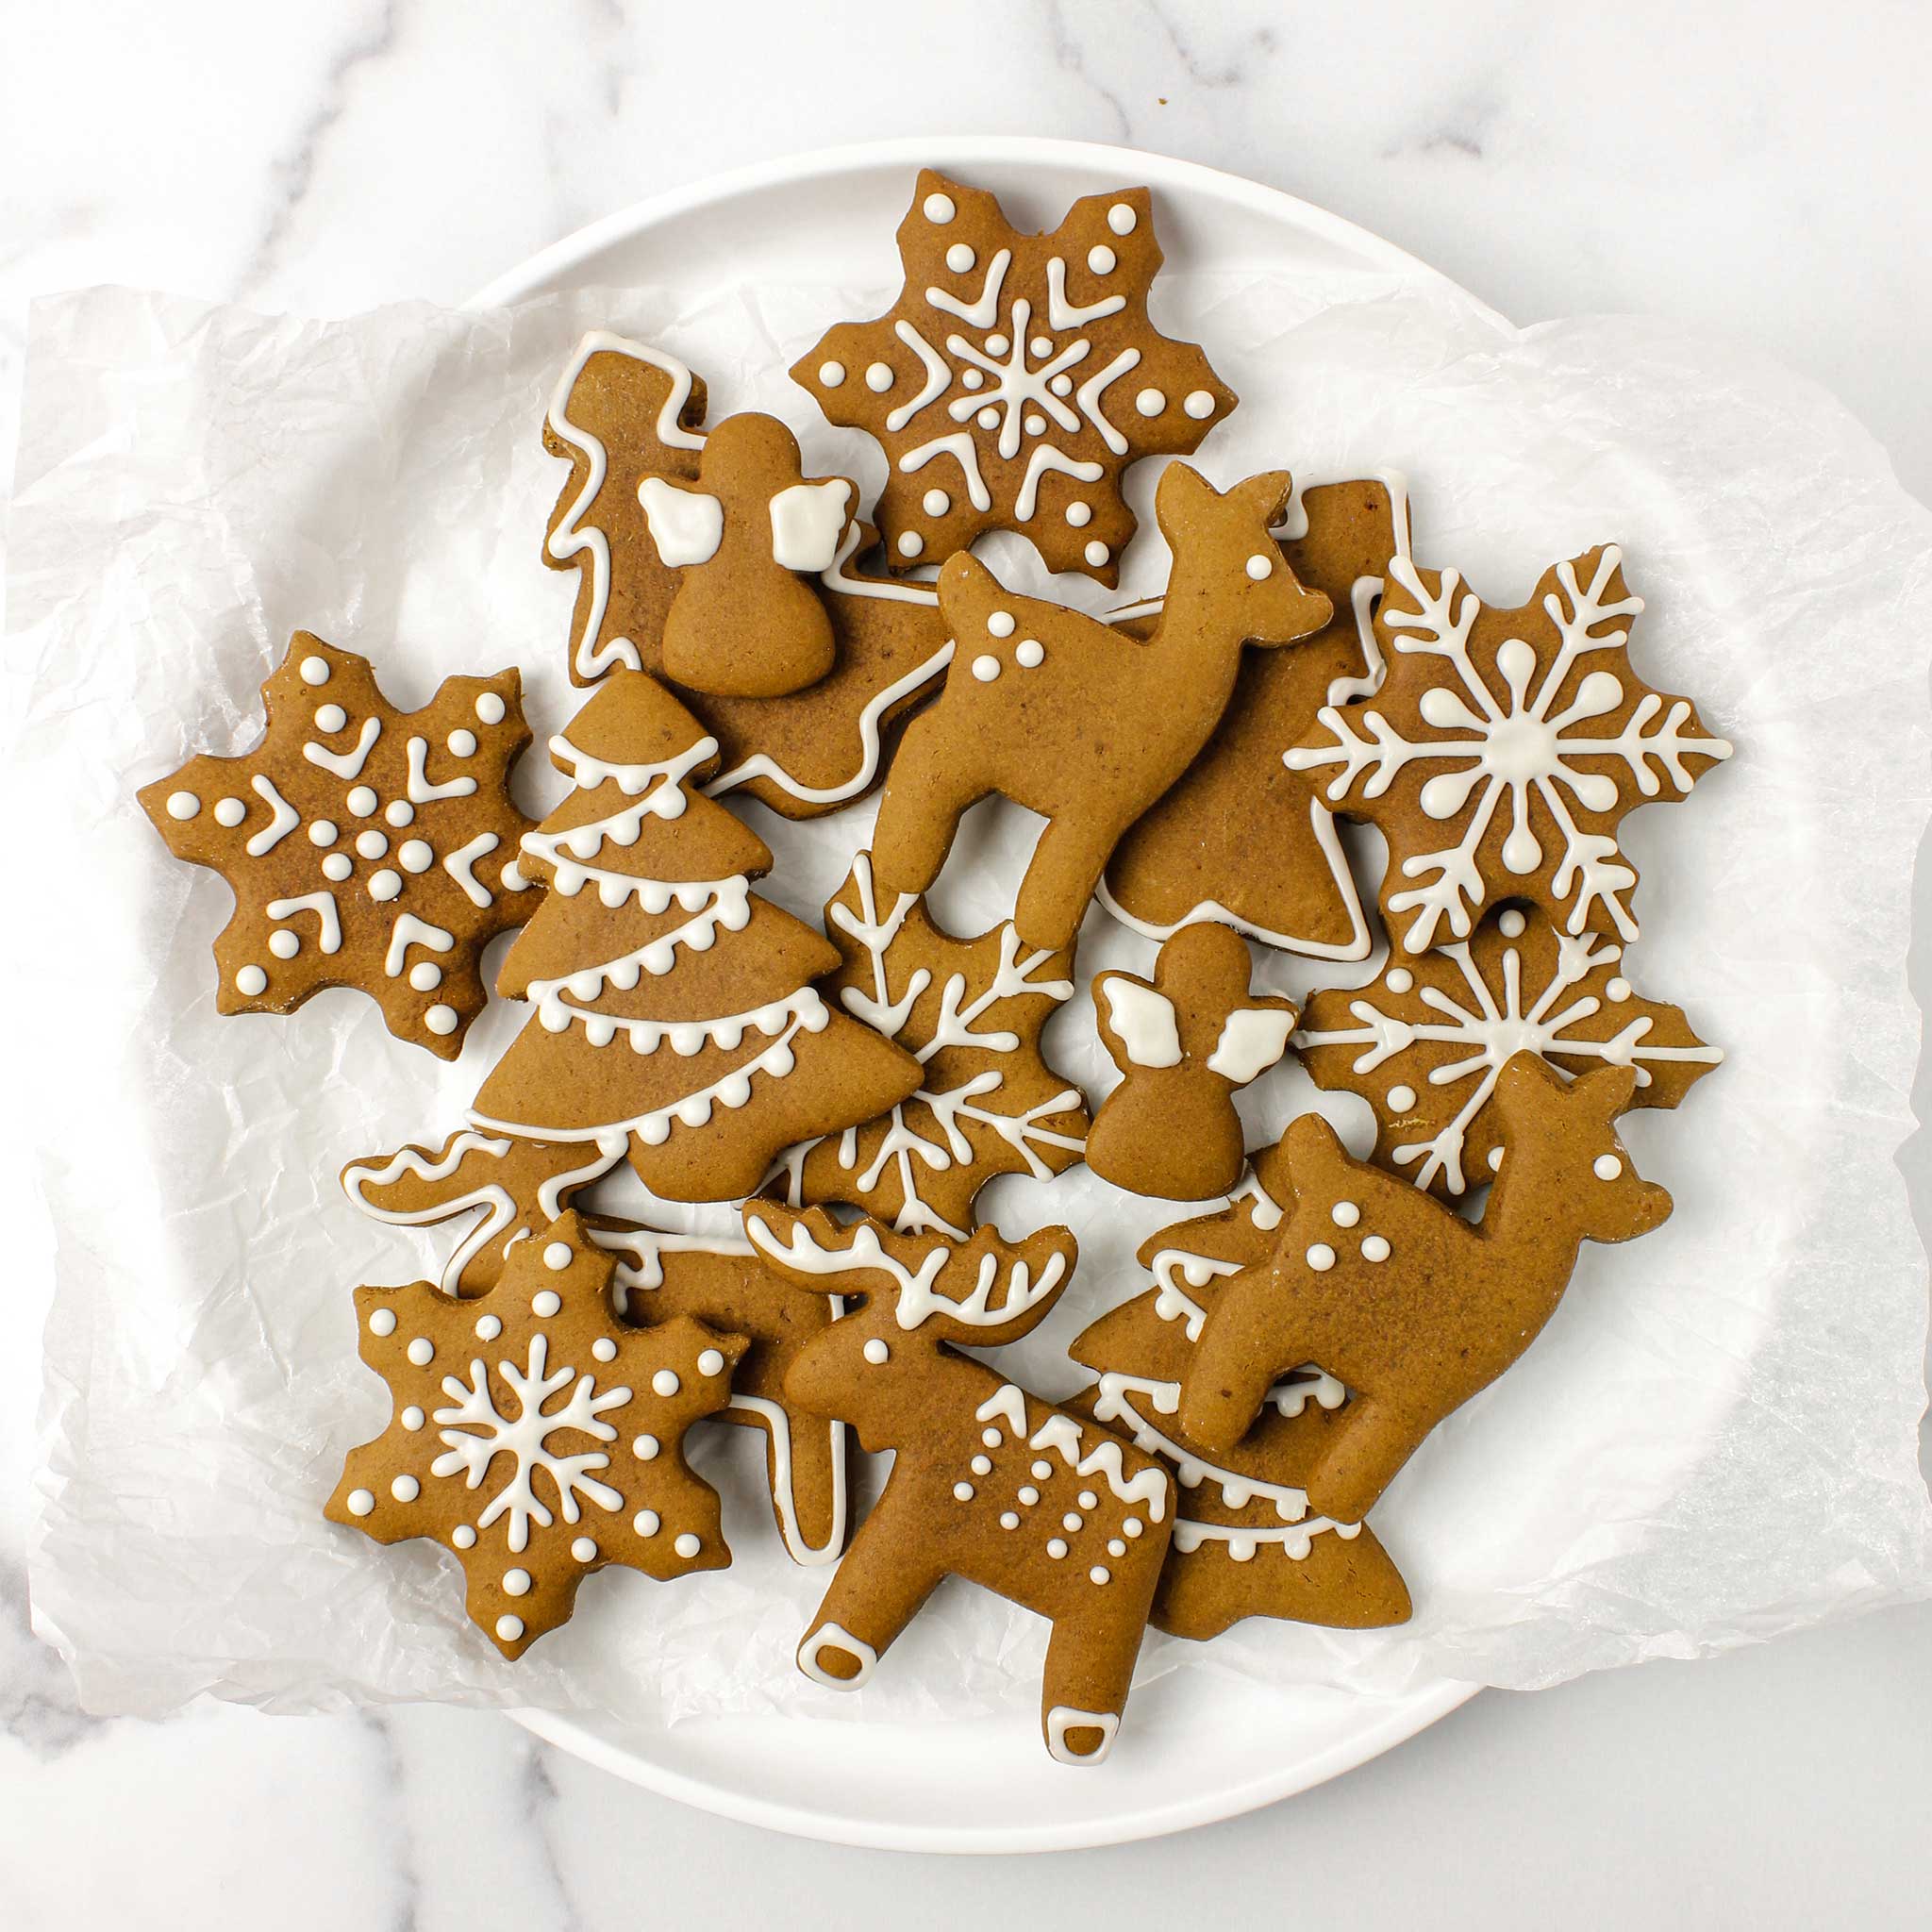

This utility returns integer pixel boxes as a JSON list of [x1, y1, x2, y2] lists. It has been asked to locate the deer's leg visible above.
[[1015, 813, 1120, 952], [1040, 1580, 1156, 1766], [868, 711, 982, 897], [795, 1509, 944, 1690], [1305, 1397, 1424, 1524]]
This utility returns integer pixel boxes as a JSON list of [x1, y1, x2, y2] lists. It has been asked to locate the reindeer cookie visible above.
[[742, 1204, 1174, 1767], [1176, 1056, 1673, 1522], [1087, 924, 1297, 1202], [868, 463, 1333, 951]]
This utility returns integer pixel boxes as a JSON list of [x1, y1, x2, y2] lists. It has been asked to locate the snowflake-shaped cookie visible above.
[[791, 169, 1236, 584], [139, 632, 538, 1057], [772, 855, 1089, 1238], [1296, 903, 1722, 1197], [1287, 547, 1732, 954], [326, 1210, 745, 1657]]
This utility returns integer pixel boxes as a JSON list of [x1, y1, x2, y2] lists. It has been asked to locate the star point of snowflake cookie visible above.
[[139, 632, 539, 1057], [772, 854, 1089, 1238], [1287, 546, 1732, 954], [326, 1210, 744, 1657], [791, 170, 1236, 583], [1296, 902, 1723, 1198]]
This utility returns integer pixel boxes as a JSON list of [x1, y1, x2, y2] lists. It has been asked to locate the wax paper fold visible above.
[[8, 274, 1931, 1724]]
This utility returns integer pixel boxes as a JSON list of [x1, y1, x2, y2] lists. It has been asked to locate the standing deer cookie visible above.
[[742, 1204, 1174, 1767], [868, 462, 1333, 951], [1176, 1054, 1673, 1521], [1087, 923, 1298, 1201]]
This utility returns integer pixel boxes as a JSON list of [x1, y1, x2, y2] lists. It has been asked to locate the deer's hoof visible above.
[[1046, 1706, 1121, 1766], [797, 1623, 878, 1690]]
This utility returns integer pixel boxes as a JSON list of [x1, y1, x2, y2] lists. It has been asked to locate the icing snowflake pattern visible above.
[[1287, 547, 1731, 953], [1296, 904, 1723, 1197], [791, 170, 1236, 583]]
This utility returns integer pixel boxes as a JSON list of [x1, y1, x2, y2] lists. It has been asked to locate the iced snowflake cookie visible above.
[[544, 331, 952, 816], [325, 1210, 745, 1657], [1087, 923, 1297, 1202], [770, 855, 1088, 1239], [1099, 477, 1410, 958], [869, 462, 1331, 950], [1287, 546, 1733, 955], [742, 1205, 1174, 1765], [138, 632, 537, 1058], [791, 168, 1237, 584], [1066, 1146, 1411, 1641], [1175, 1059, 1673, 1521], [1296, 902, 1723, 1198]]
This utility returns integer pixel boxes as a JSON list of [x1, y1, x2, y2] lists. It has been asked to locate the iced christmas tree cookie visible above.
[[791, 169, 1237, 584], [1287, 546, 1732, 955], [325, 1210, 745, 1657], [138, 632, 537, 1058]]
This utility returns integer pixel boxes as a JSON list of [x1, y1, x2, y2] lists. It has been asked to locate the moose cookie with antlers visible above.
[[742, 1204, 1175, 1767], [1087, 923, 1298, 1202]]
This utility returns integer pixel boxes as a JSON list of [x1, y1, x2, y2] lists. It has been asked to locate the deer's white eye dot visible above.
[[945, 242, 975, 273], [1361, 1235, 1391, 1263], [390, 1474, 420, 1503], [1088, 243, 1117, 275], [1499, 908, 1527, 938], [1593, 1154, 1624, 1181], [896, 530, 924, 558], [633, 1435, 659, 1461], [1245, 553, 1274, 580], [1387, 1084, 1418, 1112], [530, 1291, 560, 1318], [865, 361, 893, 391], [924, 192, 956, 224], [345, 1488, 375, 1516], [971, 1455, 991, 1475], [1046, 1538, 1069, 1559], [1084, 541, 1109, 567], [1489, 1147, 1505, 1173], [1135, 389, 1166, 417], [953, 1481, 974, 1502], [633, 1509, 659, 1537], [1062, 1512, 1084, 1532], [1306, 1243, 1336, 1272], [367, 1307, 397, 1337], [1385, 968, 1413, 993], [980, 1427, 1002, 1447], [1089, 1566, 1111, 1586], [1030, 1460, 1052, 1481], [502, 1568, 531, 1596], [922, 489, 949, 516], [1018, 1485, 1040, 1505], [862, 1338, 889, 1365], [1123, 1516, 1143, 1537], [399, 1407, 425, 1430], [1184, 389, 1216, 419], [1108, 1538, 1126, 1557], [1331, 1201, 1361, 1227], [1606, 976, 1632, 1002], [987, 610, 1016, 638], [652, 1370, 680, 1397], [1108, 202, 1138, 235], [818, 360, 845, 388], [674, 1533, 701, 1558], [407, 1338, 434, 1366], [452, 1524, 476, 1548], [697, 1349, 725, 1376], [572, 1538, 597, 1563], [999, 1511, 1020, 1529]]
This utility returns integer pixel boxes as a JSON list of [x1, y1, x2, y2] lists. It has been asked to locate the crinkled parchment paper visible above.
[[8, 267, 1931, 1724]]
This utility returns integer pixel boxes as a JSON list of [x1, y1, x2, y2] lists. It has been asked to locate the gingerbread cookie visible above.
[[1287, 546, 1733, 955], [770, 855, 1088, 1239], [1098, 477, 1409, 958], [869, 462, 1332, 950], [1175, 1058, 1672, 1520], [325, 1210, 745, 1657], [1087, 924, 1296, 1201], [1296, 902, 1723, 1198], [544, 331, 952, 816], [1067, 1146, 1410, 1640], [139, 632, 536, 1058], [742, 1205, 1174, 1766], [791, 168, 1237, 584]]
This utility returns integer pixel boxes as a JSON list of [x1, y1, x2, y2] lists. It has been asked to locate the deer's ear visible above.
[[1154, 459, 1216, 540], [1232, 469, 1295, 527], [1570, 1060, 1640, 1120], [741, 1202, 860, 1296]]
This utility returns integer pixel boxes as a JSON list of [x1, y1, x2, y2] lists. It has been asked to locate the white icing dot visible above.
[[1386, 968, 1413, 993], [475, 692, 506, 724], [1065, 500, 1091, 526], [897, 531, 924, 558], [356, 829, 389, 858], [214, 796, 246, 826], [543, 1241, 572, 1271], [1084, 541, 1109, 567], [1078, 1491, 1099, 1509], [1062, 1512, 1084, 1532], [1135, 389, 1166, 417], [1387, 1084, 1418, 1111], [1031, 1460, 1052, 1480], [308, 819, 338, 847], [1490, 1146, 1505, 1172], [1607, 977, 1632, 1002], [400, 1406, 425, 1430], [1108, 202, 1138, 235], [399, 840, 433, 873], [863, 1339, 890, 1365], [1183, 390, 1216, 419], [235, 965, 267, 996], [953, 1482, 974, 1501], [270, 930, 299, 958], [322, 853, 354, 881], [572, 1537, 597, 1562], [1016, 640, 1044, 669], [1306, 1243, 1337, 1272], [987, 609, 1016, 637], [971, 655, 1001, 682], [1018, 1486, 1040, 1506], [1024, 412, 1046, 435], [1361, 1235, 1391, 1263], [633, 1435, 659, 1460], [999, 1511, 1020, 1529], [531, 1291, 560, 1318], [923, 489, 950, 515], [1049, 373, 1074, 396], [1087, 243, 1117, 274], [945, 242, 975, 273], [300, 656, 331, 685], [368, 1307, 397, 1337], [1123, 1517, 1143, 1537], [1047, 1539, 1069, 1559], [445, 724, 480, 757], [407, 1337, 434, 1366], [591, 1338, 617, 1362], [346, 1488, 375, 1516], [674, 1533, 701, 1558], [975, 406, 1000, 429], [1030, 336, 1052, 357], [424, 1003, 458, 1034], [165, 791, 200, 820], [697, 1349, 724, 1376], [391, 1474, 420, 1502], [865, 361, 894, 392], [1108, 1538, 1126, 1557], [314, 703, 347, 733], [652, 1370, 680, 1397], [502, 1568, 531, 1596], [971, 1455, 992, 1474], [980, 1428, 1002, 1447], [1594, 1154, 1624, 1180], [1499, 908, 1527, 938], [633, 1508, 660, 1536], [962, 368, 985, 390], [475, 1314, 502, 1341], [1090, 1566, 1111, 1586], [347, 786, 378, 816], [1245, 553, 1274, 580], [818, 360, 845, 387], [924, 192, 956, 224], [984, 333, 1008, 356], [384, 799, 412, 827], [495, 1614, 524, 1642], [1331, 1200, 1361, 1227]]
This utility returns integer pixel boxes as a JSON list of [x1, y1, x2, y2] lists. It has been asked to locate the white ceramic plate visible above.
[[474, 135, 1489, 1855]]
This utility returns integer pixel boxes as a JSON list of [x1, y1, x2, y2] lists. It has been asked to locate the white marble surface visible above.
[[3, 1, 1930, 1923]]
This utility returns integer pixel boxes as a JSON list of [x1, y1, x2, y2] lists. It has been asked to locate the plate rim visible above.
[[472, 130, 1494, 1853]]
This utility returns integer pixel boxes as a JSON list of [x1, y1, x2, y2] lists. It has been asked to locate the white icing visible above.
[[406, 736, 477, 804], [267, 891, 342, 955], [1206, 1008, 1296, 1083], [971, 655, 1000, 682], [304, 715, 379, 779], [638, 477, 724, 566], [1097, 975, 1181, 1067], [798, 1624, 877, 1690], [166, 791, 198, 820], [300, 657, 331, 686], [442, 831, 501, 908], [769, 477, 853, 571], [475, 692, 507, 724], [1046, 1707, 1121, 1766], [234, 965, 267, 996], [898, 429, 992, 510], [244, 774, 299, 857], [1107, 203, 1138, 236]]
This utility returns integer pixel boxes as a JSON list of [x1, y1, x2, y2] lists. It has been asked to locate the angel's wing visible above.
[[1097, 975, 1181, 1068], [1207, 1007, 1296, 1084]]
